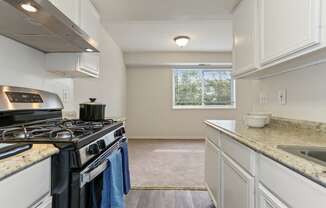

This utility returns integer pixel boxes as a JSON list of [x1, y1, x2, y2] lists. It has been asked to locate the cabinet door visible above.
[[222, 153, 254, 208], [259, 0, 321, 66], [233, 0, 258, 75], [257, 184, 288, 208], [48, 0, 80, 25], [205, 139, 221, 208], [78, 53, 100, 77], [80, 0, 100, 48]]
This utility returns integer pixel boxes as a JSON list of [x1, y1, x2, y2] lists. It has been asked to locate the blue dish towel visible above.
[[120, 142, 131, 194], [101, 150, 125, 208]]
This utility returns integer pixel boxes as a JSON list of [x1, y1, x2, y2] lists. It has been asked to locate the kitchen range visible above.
[[0, 86, 130, 208]]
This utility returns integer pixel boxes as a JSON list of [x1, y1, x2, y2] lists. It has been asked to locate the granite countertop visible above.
[[205, 119, 326, 187], [0, 144, 59, 181]]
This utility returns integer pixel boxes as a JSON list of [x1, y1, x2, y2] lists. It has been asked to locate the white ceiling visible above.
[[105, 21, 232, 52], [92, 0, 239, 52]]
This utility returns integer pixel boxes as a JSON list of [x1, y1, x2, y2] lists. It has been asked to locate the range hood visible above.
[[0, 0, 99, 53]]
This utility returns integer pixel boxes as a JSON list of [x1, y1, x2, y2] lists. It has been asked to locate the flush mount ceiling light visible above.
[[21, 2, 38, 13], [85, 48, 94, 52], [174, 36, 190, 48]]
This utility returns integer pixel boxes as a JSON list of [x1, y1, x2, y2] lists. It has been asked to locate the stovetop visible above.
[[0, 119, 123, 149]]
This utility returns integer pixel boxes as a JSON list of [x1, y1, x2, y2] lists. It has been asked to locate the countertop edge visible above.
[[0, 145, 59, 181]]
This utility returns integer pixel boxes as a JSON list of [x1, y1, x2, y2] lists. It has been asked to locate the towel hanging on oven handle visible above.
[[80, 137, 127, 188]]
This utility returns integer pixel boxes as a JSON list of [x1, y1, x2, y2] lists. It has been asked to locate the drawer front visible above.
[[257, 184, 288, 208], [258, 155, 326, 208], [32, 195, 52, 208], [206, 126, 221, 147], [0, 159, 51, 208], [220, 133, 256, 175]]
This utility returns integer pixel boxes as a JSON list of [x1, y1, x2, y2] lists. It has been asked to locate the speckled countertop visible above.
[[0, 144, 59, 181], [205, 118, 326, 187]]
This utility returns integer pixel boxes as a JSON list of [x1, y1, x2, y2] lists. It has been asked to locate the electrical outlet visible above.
[[278, 89, 287, 105], [259, 93, 268, 104], [62, 89, 69, 104]]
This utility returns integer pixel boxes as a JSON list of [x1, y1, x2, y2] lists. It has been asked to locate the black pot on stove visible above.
[[79, 98, 106, 121]]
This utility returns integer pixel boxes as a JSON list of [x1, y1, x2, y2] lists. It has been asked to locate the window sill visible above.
[[172, 105, 236, 110]]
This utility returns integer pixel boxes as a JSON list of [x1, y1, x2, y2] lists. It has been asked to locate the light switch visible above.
[[278, 89, 287, 105]]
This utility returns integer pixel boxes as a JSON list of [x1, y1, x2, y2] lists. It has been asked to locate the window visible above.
[[173, 69, 235, 109]]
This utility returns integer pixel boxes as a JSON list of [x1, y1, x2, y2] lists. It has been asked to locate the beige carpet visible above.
[[128, 139, 206, 190]]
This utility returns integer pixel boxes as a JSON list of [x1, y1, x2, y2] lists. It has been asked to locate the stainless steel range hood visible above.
[[0, 0, 99, 53]]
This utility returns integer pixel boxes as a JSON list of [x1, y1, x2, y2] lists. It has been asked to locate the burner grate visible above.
[[0, 119, 116, 142]]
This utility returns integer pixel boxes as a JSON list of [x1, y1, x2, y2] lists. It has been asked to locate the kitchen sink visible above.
[[278, 145, 326, 166]]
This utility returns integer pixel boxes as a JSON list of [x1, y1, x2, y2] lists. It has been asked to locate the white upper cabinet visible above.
[[48, 0, 80, 26], [232, 0, 259, 76], [79, 0, 100, 49], [46, 53, 100, 78], [49, 0, 100, 48], [259, 0, 321, 66], [233, 0, 326, 79], [46, 0, 101, 78]]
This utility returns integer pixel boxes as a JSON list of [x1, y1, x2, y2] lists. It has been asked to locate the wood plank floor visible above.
[[126, 190, 215, 208]]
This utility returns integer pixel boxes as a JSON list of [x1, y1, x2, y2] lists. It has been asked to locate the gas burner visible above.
[[0, 119, 118, 143], [13, 130, 28, 139], [52, 130, 74, 139]]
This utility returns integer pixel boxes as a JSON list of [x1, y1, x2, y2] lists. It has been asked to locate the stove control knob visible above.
[[87, 144, 100, 155], [97, 140, 106, 150]]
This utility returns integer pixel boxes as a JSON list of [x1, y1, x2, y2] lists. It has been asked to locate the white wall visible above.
[[124, 52, 232, 67], [74, 26, 127, 118], [252, 63, 326, 123], [126, 52, 253, 139], [0, 35, 74, 111], [0, 26, 126, 118]]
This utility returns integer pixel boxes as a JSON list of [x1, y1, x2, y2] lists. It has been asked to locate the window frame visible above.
[[172, 68, 236, 110]]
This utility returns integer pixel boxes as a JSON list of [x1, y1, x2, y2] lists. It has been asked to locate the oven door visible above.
[[70, 137, 127, 208]]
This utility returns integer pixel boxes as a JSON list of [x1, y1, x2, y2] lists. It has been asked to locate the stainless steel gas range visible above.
[[0, 86, 129, 208]]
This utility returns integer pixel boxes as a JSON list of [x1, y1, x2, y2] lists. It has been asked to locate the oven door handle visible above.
[[79, 136, 128, 188], [80, 161, 108, 188]]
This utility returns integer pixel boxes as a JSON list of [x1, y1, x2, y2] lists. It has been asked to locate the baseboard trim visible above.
[[205, 182, 218, 207], [128, 136, 205, 140], [132, 186, 207, 191]]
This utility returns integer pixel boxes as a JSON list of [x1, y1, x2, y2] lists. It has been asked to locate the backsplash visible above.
[[0, 35, 74, 111], [270, 117, 326, 133], [252, 62, 326, 123]]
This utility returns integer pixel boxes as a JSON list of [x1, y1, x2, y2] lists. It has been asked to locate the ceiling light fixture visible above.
[[85, 48, 94, 52], [174, 36, 190, 48], [21, 2, 38, 13]]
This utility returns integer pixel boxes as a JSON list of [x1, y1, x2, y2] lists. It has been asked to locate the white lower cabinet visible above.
[[205, 125, 326, 208], [257, 184, 288, 208], [205, 139, 221, 208], [221, 153, 255, 208], [0, 158, 51, 208], [32, 195, 52, 208], [258, 154, 326, 208]]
